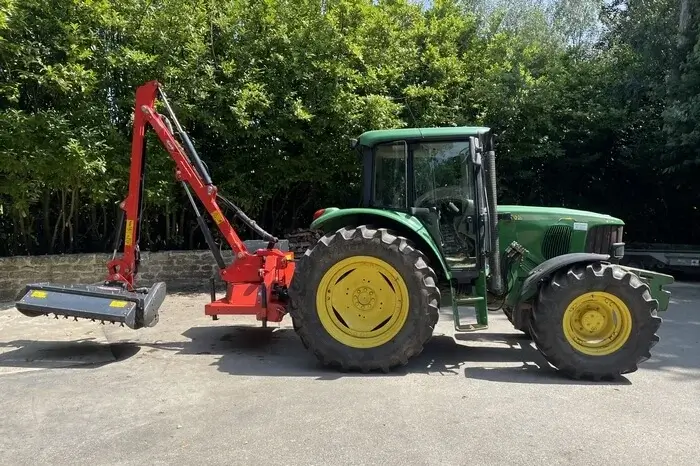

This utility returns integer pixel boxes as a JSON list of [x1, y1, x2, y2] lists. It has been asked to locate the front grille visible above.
[[541, 225, 573, 259], [585, 225, 624, 254]]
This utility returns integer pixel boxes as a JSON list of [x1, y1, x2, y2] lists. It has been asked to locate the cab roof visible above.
[[357, 126, 491, 147]]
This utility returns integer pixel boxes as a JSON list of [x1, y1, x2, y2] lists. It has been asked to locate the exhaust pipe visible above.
[[485, 147, 504, 295]]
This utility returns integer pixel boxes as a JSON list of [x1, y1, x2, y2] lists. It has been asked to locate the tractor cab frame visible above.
[[353, 127, 501, 291]]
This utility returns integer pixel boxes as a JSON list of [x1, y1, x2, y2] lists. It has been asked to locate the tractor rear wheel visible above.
[[530, 262, 661, 380], [288, 226, 440, 372]]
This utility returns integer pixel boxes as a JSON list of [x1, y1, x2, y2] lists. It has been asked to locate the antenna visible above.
[[386, 95, 424, 138], [402, 97, 423, 139]]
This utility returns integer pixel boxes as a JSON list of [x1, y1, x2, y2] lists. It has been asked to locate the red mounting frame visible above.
[[105, 80, 294, 323]]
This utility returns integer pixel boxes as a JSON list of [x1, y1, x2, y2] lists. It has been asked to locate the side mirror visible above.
[[469, 136, 482, 166]]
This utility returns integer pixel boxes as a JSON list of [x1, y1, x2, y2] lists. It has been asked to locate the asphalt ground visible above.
[[0, 282, 698, 465]]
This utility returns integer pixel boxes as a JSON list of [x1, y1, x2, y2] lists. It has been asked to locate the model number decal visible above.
[[573, 222, 588, 231]]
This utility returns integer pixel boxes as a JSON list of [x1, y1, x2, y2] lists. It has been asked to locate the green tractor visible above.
[[288, 126, 674, 380]]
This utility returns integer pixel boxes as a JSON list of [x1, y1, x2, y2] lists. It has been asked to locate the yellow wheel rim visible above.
[[562, 291, 633, 356], [316, 255, 410, 349]]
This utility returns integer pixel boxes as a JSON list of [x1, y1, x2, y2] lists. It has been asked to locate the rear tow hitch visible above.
[[14, 282, 166, 329]]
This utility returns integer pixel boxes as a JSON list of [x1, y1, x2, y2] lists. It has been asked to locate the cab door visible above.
[[410, 139, 479, 272]]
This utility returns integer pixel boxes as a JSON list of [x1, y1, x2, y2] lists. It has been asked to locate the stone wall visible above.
[[0, 237, 312, 301], [0, 250, 231, 300]]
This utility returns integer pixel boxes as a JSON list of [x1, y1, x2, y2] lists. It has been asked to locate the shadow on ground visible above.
[[2, 283, 696, 382], [0, 301, 16, 312], [111, 326, 627, 385], [0, 338, 140, 369], [0, 323, 601, 383], [632, 283, 700, 381]]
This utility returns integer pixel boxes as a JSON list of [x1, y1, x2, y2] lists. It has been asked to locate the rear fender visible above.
[[310, 208, 451, 281]]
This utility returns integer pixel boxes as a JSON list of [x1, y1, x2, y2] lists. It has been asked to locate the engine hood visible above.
[[497, 205, 624, 225]]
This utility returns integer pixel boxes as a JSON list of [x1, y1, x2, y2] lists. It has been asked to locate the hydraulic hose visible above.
[[217, 193, 279, 248], [184, 183, 226, 270], [155, 87, 277, 250], [157, 88, 214, 186]]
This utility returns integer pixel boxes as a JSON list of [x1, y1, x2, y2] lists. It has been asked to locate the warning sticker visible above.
[[573, 222, 588, 231], [212, 211, 225, 225], [30, 290, 47, 299], [109, 300, 128, 308], [124, 219, 134, 246]]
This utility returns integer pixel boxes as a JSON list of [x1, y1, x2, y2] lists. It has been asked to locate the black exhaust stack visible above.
[[484, 133, 504, 295]]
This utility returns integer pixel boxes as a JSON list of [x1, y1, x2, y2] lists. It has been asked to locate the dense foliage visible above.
[[0, 0, 698, 256]]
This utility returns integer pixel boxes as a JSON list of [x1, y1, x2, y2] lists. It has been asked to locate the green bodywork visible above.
[[497, 205, 623, 263], [310, 207, 449, 280], [357, 126, 491, 147], [620, 266, 674, 311], [311, 204, 674, 321], [312, 203, 623, 283], [495, 204, 673, 313]]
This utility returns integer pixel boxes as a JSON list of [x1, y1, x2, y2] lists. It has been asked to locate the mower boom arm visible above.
[[15, 80, 294, 328], [106, 80, 252, 288]]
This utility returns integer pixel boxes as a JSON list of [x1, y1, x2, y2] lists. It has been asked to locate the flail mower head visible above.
[[15, 282, 166, 329]]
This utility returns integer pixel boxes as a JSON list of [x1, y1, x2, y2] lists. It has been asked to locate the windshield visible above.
[[413, 141, 473, 207]]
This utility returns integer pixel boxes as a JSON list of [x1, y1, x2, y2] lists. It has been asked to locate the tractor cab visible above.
[[353, 127, 497, 282]]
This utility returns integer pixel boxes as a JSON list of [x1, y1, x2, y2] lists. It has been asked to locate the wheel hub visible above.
[[562, 291, 632, 356], [580, 309, 606, 334], [353, 286, 375, 310]]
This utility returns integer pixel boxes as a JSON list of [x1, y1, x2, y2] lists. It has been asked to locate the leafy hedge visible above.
[[1, 0, 698, 256]]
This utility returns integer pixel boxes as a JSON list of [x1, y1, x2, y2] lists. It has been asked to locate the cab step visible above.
[[452, 296, 488, 332]]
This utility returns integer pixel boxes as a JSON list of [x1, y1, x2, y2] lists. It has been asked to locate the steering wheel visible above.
[[414, 186, 476, 254]]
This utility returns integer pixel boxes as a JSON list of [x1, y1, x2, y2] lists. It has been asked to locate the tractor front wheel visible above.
[[288, 226, 440, 372], [530, 262, 661, 380]]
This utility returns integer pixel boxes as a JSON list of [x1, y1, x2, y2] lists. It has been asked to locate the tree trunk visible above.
[[66, 188, 76, 252], [678, 0, 691, 48], [102, 205, 108, 239], [189, 222, 196, 249], [70, 188, 79, 252], [52, 189, 66, 253], [18, 213, 30, 254], [42, 189, 52, 252], [165, 202, 171, 243], [9, 211, 19, 255], [179, 208, 186, 247], [90, 204, 97, 245], [171, 208, 178, 246]]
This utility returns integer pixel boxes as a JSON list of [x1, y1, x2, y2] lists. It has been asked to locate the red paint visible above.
[[105, 80, 295, 323], [312, 208, 326, 220]]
